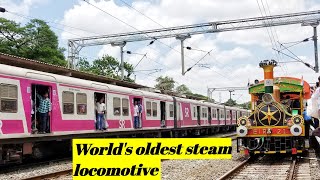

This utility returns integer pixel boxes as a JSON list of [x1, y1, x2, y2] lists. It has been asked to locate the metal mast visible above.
[[68, 10, 320, 75]]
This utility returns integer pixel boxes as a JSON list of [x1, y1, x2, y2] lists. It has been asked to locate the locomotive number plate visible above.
[[246, 127, 299, 137]]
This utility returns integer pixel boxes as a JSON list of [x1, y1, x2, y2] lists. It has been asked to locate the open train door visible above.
[[160, 101, 166, 127], [230, 110, 233, 125], [173, 97, 182, 128], [208, 107, 212, 125], [177, 102, 182, 127], [196, 106, 201, 125], [217, 109, 220, 125], [31, 84, 52, 134], [94, 92, 107, 130]]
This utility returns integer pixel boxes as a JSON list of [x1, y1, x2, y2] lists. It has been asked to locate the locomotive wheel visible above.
[[32, 147, 43, 159]]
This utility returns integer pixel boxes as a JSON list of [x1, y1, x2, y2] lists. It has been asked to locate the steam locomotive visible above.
[[236, 59, 311, 155]]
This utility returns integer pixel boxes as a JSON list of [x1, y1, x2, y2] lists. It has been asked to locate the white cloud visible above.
[[1, 0, 47, 22], [60, 0, 320, 103]]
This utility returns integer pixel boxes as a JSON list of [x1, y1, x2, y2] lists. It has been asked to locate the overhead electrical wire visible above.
[[82, 0, 237, 85], [263, 0, 289, 75], [257, 0, 287, 75]]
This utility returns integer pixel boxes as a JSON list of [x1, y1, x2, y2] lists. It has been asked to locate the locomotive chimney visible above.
[[259, 59, 278, 93]]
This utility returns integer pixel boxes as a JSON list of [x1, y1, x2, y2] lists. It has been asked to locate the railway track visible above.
[[217, 155, 312, 180], [21, 168, 72, 180], [0, 157, 71, 174]]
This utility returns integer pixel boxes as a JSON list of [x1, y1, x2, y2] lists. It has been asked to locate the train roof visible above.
[[249, 77, 311, 99], [0, 53, 147, 89], [0, 53, 249, 109]]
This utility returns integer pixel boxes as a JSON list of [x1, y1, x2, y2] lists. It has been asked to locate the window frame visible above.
[[220, 110, 225, 119], [122, 98, 129, 116], [0, 83, 18, 113], [212, 108, 217, 119], [152, 102, 157, 117], [232, 110, 236, 120], [113, 97, 121, 116], [193, 106, 197, 118], [76, 93, 87, 115], [169, 104, 174, 118], [202, 107, 207, 118], [146, 101, 152, 117], [62, 91, 74, 114]]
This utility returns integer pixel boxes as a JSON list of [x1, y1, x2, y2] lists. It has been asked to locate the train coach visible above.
[[0, 53, 248, 165]]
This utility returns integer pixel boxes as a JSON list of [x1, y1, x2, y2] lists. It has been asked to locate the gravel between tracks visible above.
[[309, 150, 320, 180], [0, 160, 72, 180], [161, 140, 246, 180]]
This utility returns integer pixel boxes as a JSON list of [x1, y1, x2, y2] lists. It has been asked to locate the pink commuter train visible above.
[[0, 53, 249, 165]]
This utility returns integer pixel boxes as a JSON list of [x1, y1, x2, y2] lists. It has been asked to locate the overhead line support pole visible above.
[[302, 21, 319, 73], [313, 24, 319, 73], [112, 42, 126, 80], [176, 35, 191, 75]]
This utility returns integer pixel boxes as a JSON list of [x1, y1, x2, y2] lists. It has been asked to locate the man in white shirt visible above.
[[95, 97, 106, 131], [133, 101, 139, 129]]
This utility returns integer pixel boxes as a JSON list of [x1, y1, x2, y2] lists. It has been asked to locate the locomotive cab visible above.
[[236, 59, 311, 155]]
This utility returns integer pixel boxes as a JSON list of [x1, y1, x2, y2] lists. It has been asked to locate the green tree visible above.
[[155, 76, 175, 92], [191, 93, 209, 100], [224, 99, 237, 106], [176, 84, 192, 95], [239, 101, 251, 110], [77, 57, 92, 72], [0, 18, 66, 66], [76, 55, 134, 82]]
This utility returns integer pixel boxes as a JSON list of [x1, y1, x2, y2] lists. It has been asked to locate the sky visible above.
[[2, 0, 320, 103]]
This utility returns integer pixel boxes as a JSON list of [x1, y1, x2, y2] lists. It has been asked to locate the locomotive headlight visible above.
[[237, 126, 248, 137], [290, 124, 302, 136], [292, 115, 303, 125], [238, 117, 247, 126], [262, 93, 274, 104]]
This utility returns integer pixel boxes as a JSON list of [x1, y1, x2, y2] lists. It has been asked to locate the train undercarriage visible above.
[[237, 136, 306, 155]]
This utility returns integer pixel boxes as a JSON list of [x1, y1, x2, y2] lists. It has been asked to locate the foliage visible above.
[[154, 76, 211, 100], [189, 93, 208, 100], [176, 84, 192, 95], [224, 99, 237, 106], [155, 76, 175, 92], [0, 18, 66, 66], [76, 55, 134, 82], [239, 101, 251, 110]]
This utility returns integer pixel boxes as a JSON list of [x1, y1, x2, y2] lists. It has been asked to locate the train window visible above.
[[212, 109, 217, 118], [226, 111, 230, 119], [193, 106, 196, 118], [202, 107, 207, 118], [122, 98, 129, 116], [146, 101, 151, 117], [62, 91, 74, 114], [0, 84, 18, 113], [220, 110, 225, 119], [76, 93, 87, 115], [113, 97, 121, 116], [152, 102, 157, 117], [237, 111, 240, 118], [169, 104, 174, 117], [232, 111, 236, 120]]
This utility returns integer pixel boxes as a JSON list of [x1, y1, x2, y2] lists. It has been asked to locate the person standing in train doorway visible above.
[[36, 92, 51, 134], [96, 97, 106, 131], [138, 101, 143, 128], [133, 101, 139, 129]]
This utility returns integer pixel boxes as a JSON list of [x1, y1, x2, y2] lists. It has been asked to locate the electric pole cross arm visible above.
[[207, 87, 248, 101], [68, 10, 320, 75]]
